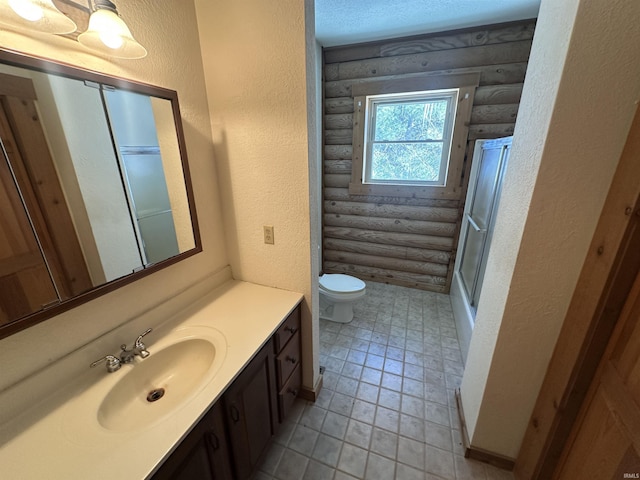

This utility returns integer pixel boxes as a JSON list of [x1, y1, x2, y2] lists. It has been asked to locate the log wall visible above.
[[322, 20, 536, 292]]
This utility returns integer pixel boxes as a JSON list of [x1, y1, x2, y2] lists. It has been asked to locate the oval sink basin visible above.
[[97, 329, 226, 433]]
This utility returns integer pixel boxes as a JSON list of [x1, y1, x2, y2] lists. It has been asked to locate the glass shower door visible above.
[[458, 138, 511, 312]]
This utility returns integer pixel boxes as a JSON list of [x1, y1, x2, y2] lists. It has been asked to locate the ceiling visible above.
[[315, 0, 541, 47]]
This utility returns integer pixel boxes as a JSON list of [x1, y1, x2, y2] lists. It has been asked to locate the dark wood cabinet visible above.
[[152, 304, 302, 480], [274, 306, 302, 423], [224, 339, 278, 480], [152, 401, 233, 480]]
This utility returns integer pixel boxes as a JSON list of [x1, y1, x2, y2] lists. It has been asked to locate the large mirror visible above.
[[0, 49, 201, 339]]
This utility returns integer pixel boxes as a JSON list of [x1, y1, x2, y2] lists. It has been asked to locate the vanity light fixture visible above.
[[77, 0, 146, 59], [0, 0, 77, 34]]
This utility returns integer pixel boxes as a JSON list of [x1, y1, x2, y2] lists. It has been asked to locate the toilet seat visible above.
[[319, 274, 366, 294]]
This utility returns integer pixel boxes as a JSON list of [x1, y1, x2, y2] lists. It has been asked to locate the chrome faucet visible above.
[[120, 328, 153, 364], [89, 328, 153, 372]]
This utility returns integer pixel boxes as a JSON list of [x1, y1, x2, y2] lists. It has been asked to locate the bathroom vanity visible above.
[[154, 304, 302, 480], [0, 279, 304, 480]]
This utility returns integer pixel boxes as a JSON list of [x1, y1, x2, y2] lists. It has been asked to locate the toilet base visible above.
[[319, 294, 355, 323]]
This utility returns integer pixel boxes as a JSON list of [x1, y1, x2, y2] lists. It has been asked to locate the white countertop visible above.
[[0, 280, 303, 479]]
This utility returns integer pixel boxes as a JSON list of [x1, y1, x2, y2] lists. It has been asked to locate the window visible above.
[[363, 89, 458, 187], [349, 73, 479, 199]]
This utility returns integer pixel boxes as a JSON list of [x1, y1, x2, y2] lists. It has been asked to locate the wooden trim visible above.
[[349, 81, 478, 200], [352, 72, 481, 96], [553, 257, 640, 476], [454, 389, 516, 471], [349, 94, 366, 191], [515, 105, 640, 478], [299, 373, 323, 402], [600, 363, 640, 454]]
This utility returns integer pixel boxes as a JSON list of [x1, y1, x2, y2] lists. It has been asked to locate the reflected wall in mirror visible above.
[[0, 49, 201, 338]]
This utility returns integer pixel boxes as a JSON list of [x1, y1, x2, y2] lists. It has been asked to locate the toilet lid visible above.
[[320, 274, 366, 293]]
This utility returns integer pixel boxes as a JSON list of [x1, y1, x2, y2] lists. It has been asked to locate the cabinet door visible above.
[[206, 401, 234, 480], [152, 402, 232, 480], [224, 339, 277, 480]]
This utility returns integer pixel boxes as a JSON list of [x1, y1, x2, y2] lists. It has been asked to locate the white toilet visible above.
[[319, 273, 366, 323]]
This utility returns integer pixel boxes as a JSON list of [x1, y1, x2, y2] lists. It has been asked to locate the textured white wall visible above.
[[460, 0, 640, 459], [194, 0, 316, 389], [0, 0, 228, 391]]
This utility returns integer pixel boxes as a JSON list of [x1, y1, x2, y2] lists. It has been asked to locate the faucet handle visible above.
[[135, 328, 152, 358], [135, 328, 153, 347], [90, 355, 121, 372]]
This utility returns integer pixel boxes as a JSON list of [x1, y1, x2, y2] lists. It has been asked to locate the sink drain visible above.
[[147, 388, 165, 402]]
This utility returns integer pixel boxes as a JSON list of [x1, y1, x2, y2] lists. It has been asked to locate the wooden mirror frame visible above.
[[0, 48, 202, 340]]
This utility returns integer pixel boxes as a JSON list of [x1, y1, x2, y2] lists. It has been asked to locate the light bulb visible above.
[[8, 0, 43, 21], [99, 31, 123, 49], [78, 5, 147, 59], [0, 0, 77, 34]]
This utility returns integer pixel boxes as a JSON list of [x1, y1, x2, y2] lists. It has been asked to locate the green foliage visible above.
[[369, 98, 448, 183]]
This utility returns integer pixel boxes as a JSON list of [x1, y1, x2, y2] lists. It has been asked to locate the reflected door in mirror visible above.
[[0, 75, 95, 323]]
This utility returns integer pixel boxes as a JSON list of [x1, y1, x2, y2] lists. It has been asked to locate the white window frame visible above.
[[362, 89, 459, 187], [349, 73, 480, 200]]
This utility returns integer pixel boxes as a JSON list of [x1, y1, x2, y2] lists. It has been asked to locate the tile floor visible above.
[[254, 281, 513, 480]]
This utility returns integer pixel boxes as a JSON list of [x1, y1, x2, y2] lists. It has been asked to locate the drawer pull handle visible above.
[[288, 388, 298, 396], [284, 326, 297, 334], [286, 356, 297, 364]]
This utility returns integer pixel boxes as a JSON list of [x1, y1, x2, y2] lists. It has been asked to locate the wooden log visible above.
[[325, 129, 352, 145], [474, 83, 524, 106], [334, 41, 532, 81], [379, 22, 535, 57], [323, 226, 453, 251], [324, 237, 451, 264], [468, 123, 516, 139], [324, 160, 352, 174], [324, 21, 536, 64], [325, 113, 353, 130], [324, 249, 448, 277], [324, 200, 459, 223], [323, 187, 460, 208], [325, 63, 528, 97], [325, 97, 354, 114], [470, 104, 519, 124], [324, 262, 447, 290], [324, 63, 339, 80], [324, 145, 353, 160], [323, 174, 351, 188], [324, 213, 456, 238]]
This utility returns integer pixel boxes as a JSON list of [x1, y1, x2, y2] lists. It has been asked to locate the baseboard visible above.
[[299, 374, 323, 402], [454, 388, 516, 471]]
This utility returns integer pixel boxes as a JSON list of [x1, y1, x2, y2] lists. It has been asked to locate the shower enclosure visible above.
[[451, 136, 512, 362]]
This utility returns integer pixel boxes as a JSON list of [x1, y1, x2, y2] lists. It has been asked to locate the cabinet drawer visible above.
[[274, 305, 301, 352], [276, 331, 300, 388], [278, 363, 301, 422]]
